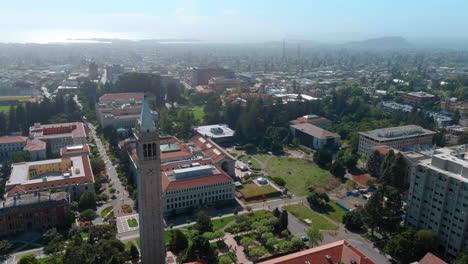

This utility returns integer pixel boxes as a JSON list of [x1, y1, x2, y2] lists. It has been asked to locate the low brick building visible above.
[[0, 191, 70, 237]]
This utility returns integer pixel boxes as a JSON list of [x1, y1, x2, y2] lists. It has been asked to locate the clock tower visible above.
[[133, 95, 166, 263]]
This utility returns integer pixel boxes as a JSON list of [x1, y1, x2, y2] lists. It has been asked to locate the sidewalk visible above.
[[224, 234, 252, 264]]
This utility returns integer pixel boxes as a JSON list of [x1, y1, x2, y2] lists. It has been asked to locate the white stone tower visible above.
[[133, 96, 166, 263]]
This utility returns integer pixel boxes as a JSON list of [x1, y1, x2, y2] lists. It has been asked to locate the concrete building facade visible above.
[[406, 145, 468, 257], [290, 123, 341, 150], [358, 125, 435, 155]]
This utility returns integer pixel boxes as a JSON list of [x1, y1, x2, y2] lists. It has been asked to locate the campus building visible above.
[[357, 125, 435, 155], [257, 240, 376, 264], [401, 91, 435, 104], [193, 124, 235, 143], [290, 123, 341, 149], [289, 114, 333, 128], [190, 67, 234, 86], [29, 122, 87, 154], [406, 145, 468, 257], [161, 161, 235, 214], [0, 136, 46, 161], [0, 191, 70, 237], [96, 93, 157, 130], [5, 155, 94, 200]]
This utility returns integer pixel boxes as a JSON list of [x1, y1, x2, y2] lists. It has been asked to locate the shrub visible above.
[[270, 176, 286, 186]]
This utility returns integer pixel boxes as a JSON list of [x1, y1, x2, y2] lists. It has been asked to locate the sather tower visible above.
[[133, 96, 166, 263]]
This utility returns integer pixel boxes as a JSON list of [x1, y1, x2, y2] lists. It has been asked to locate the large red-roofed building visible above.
[[258, 240, 376, 264], [29, 122, 87, 153]]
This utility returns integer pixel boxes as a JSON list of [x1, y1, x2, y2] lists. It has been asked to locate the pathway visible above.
[[224, 234, 251, 264]]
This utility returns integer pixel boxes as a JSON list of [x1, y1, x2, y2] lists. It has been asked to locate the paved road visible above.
[[87, 123, 134, 223], [3, 247, 45, 264]]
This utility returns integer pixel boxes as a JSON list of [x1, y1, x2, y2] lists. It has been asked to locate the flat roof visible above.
[[7, 156, 88, 187], [194, 124, 235, 138], [291, 123, 339, 139], [359, 125, 435, 141]]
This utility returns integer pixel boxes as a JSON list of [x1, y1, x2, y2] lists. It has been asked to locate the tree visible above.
[[248, 246, 267, 258], [367, 150, 382, 177], [342, 210, 364, 231], [330, 161, 346, 180], [313, 148, 332, 168], [0, 240, 12, 255], [88, 224, 116, 244], [79, 209, 96, 222], [42, 228, 63, 255], [340, 148, 358, 169], [385, 229, 436, 264], [280, 210, 289, 230], [306, 227, 323, 247], [11, 151, 31, 163], [453, 252, 468, 264], [362, 189, 384, 236], [240, 237, 255, 249], [168, 229, 188, 254], [381, 150, 395, 181], [79, 191, 97, 210], [194, 212, 213, 234], [130, 243, 139, 260], [90, 156, 105, 175], [388, 153, 407, 189], [183, 234, 217, 264], [273, 208, 281, 218], [18, 254, 39, 264], [290, 236, 305, 250]]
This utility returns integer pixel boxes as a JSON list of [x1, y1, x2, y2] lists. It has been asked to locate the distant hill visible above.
[[341, 36, 412, 49]]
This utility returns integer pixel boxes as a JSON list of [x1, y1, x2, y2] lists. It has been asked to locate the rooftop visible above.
[[6, 155, 93, 191], [422, 144, 468, 180], [162, 164, 232, 192], [99, 93, 146, 104], [29, 122, 86, 140], [418, 253, 447, 264], [1, 191, 69, 210], [0, 136, 27, 144], [360, 125, 435, 141], [24, 139, 46, 151], [194, 124, 234, 138], [257, 240, 376, 264], [406, 91, 435, 98], [291, 123, 340, 139]]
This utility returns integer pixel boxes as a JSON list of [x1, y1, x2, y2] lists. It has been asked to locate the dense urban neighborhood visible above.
[[1, 34, 468, 264]]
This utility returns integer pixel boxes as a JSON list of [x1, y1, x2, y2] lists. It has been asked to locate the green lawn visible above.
[[136, 238, 141, 247], [0, 105, 12, 112], [253, 155, 269, 163], [266, 157, 331, 196], [0, 96, 32, 101], [39, 256, 62, 264], [193, 109, 205, 123], [211, 215, 236, 231], [100, 206, 113, 218], [239, 155, 262, 170], [80, 231, 89, 238], [127, 218, 138, 228], [238, 183, 280, 199], [284, 204, 338, 230], [324, 202, 347, 223], [125, 241, 135, 249]]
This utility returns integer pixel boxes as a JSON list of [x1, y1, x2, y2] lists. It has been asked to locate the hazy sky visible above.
[[2, 0, 468, 43]]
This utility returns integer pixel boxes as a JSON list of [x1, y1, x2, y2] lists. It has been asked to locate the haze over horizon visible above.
[[2, 0, 468, 45]]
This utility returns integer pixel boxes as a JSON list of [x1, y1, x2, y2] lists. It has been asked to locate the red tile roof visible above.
[[258, 240, 376, 264], [370, 145, 400, 156], [419, 253, 447, 264], [160, 143, 193, 161], [162, 165, 232, 192], [190, 136, 227, 163], [290, 116, 332, 125], [352, 174, 371, 188], [24, 139, 46, 151], [61, 144, 90, 157], [99, 93, 145, 103], [0, 136, 27, 144]]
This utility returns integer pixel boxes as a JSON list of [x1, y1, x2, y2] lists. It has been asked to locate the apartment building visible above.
[[358, 125, 435, 155], [406, 145, 468, 257]]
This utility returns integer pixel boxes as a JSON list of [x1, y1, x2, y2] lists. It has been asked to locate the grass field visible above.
[[191, 106, 205, 123], [253, 155, 269, 163], [0, 105, 12, 112], [100, 206, 113, 218], [266, 157, 331, 196], [0, 96, 32, 101], [127, 218, 138, 228], [239, 155, 262, 170], [324, 202, 347, 223], [212, 215, 236, 231], [125, 241, 134, 249], [284, 204, 338, 230], [238, 183, 280, 199]]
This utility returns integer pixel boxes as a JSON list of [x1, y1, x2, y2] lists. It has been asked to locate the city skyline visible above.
[[2, 0, 468, 44]]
